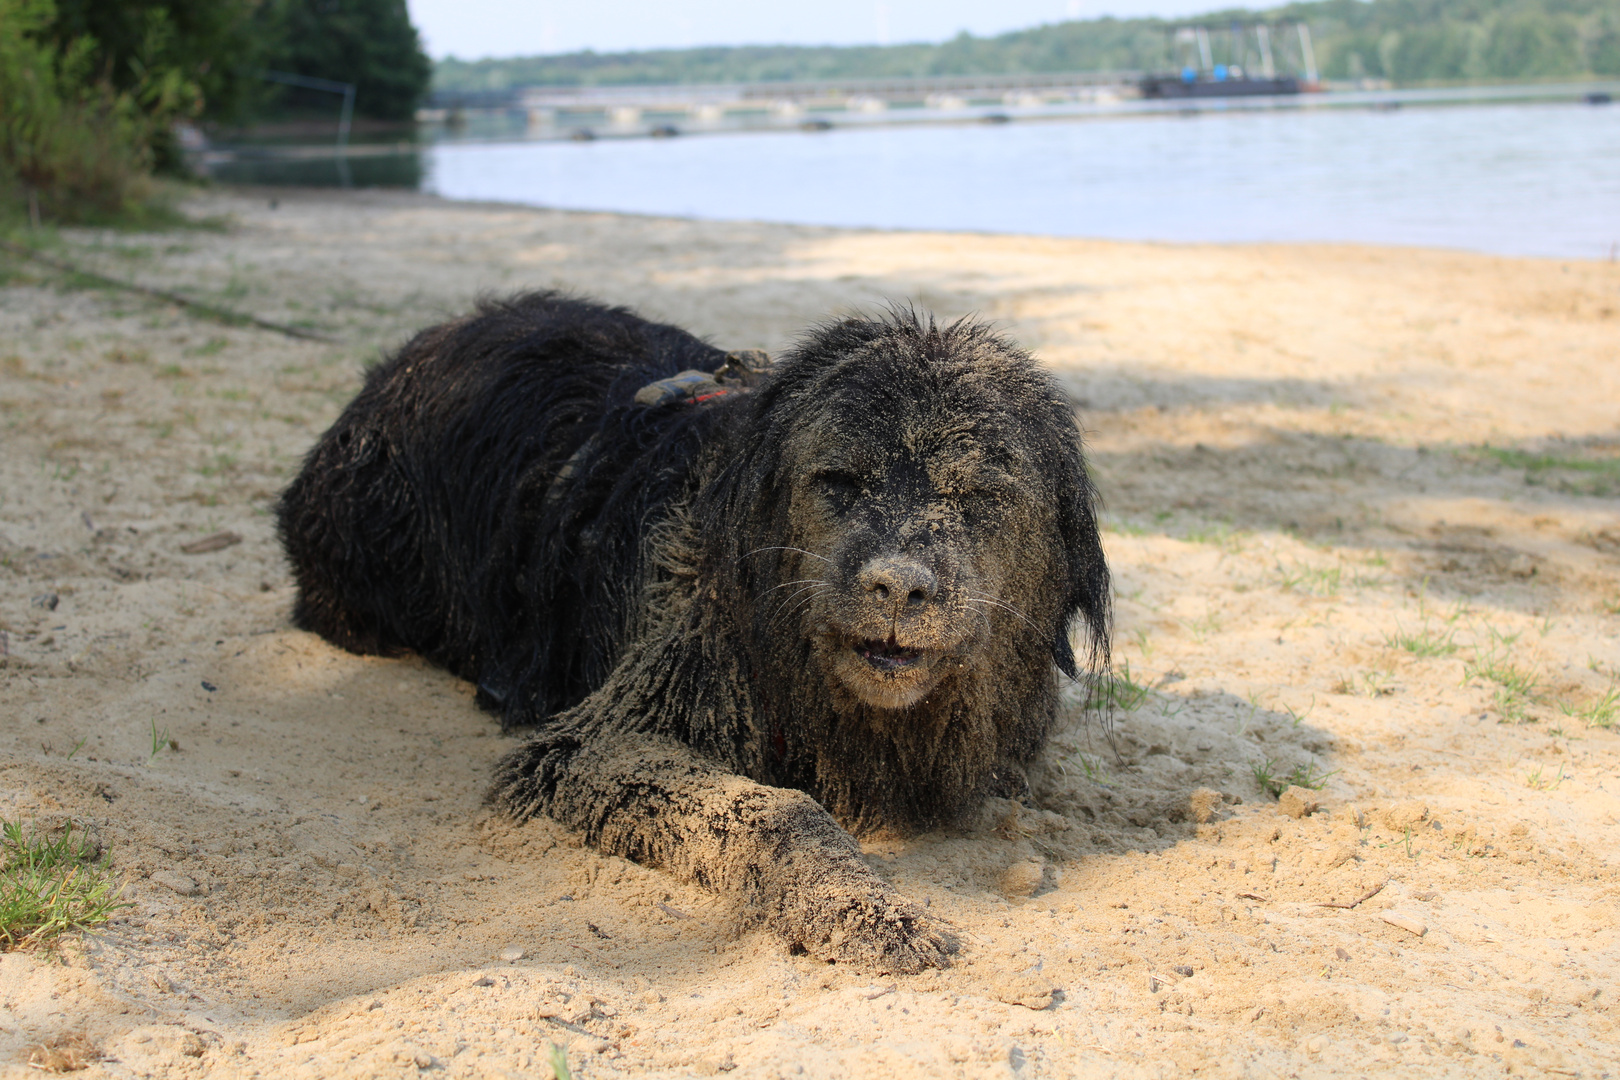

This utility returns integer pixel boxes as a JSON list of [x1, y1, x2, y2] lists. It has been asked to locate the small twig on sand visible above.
[[1317, 881, 1386, 910], [0, 239, 337, 343], [1235, 893, 1270, 902], [179, 530, 243, 555]]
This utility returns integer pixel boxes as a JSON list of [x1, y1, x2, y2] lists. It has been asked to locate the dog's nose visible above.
[[858, 556, 939, 609]]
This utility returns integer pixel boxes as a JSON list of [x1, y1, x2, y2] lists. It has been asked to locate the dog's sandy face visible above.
[[776, 367, 1062, 712]]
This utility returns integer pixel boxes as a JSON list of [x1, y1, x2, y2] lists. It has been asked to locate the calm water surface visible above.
[[423, 102, 1619, 260]]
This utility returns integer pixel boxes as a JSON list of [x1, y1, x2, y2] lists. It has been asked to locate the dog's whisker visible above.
[[743, 545, 833, 565], [762, 577, 830, 597], [963, 590, 1039, 623], [771, 582, 830, 611], [770, 584, 831, 625], [963, 595, 1044, 636]]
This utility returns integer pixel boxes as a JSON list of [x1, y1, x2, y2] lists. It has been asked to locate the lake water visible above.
[[418, 101, 1619, 260]]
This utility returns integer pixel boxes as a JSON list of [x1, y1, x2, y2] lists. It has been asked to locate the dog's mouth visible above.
[[855, 637, 924, 671], [827, 630, 964, 710]]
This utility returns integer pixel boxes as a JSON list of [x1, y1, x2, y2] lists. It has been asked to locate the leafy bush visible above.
[[0, 0, 155, 222], [0, 0, 210, 223], [41, 0, 259, 170], [45, 0, 260, 124]]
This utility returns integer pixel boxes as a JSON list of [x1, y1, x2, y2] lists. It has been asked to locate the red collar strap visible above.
[[632, 349, 772, 409]]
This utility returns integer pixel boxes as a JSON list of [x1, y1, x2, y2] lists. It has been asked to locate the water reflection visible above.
[[205, 151, 424, 189]]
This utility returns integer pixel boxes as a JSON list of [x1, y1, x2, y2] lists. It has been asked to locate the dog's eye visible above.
[[956, 488, 1011, 527], [814, 471, 864, 508]]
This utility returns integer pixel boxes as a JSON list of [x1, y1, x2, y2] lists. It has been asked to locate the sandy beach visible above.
[[2, 188, 1618, 1078]]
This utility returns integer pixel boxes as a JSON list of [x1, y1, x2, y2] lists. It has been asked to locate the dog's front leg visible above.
[[490, 728, 958, 973]]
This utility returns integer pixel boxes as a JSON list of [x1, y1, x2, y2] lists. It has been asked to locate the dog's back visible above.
[[277, 292, 732, 724]]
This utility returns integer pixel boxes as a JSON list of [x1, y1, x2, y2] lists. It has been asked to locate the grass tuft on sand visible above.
[[0, 818, 127, 950], [1251, 757, 1338, 799]]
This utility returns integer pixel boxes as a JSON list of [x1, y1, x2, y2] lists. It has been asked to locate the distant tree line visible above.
[[1295, 0, 1620, 81], [433, 0, 1620, 93]]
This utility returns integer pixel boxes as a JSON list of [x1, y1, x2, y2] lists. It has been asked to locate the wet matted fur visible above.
[[278, 292, 1110, 971]]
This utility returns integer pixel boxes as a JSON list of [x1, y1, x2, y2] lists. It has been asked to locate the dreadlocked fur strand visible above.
[[278, 291, 1110, 973]]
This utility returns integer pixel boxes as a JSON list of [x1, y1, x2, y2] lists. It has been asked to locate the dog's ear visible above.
[[1051, 628, 1081, 681], [1049, 417, 1111, 682]]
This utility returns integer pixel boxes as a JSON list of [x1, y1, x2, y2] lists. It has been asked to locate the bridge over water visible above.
[[424, 70, 1147, 137]]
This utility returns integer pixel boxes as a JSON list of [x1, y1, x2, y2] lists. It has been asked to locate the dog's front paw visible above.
[[772, 861, 959, 974]]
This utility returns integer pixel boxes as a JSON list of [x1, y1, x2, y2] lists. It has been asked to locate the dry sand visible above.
[[2, 189, 1618, 1078]]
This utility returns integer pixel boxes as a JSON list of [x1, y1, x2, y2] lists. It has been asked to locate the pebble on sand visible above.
[[148, 870, 204, 897], [1188, 787, 1228, 824], [1380, 802, 1430, 830], [1381, 912, 1428, 937], [999, 858, 1046, 898], [1276, 786, 1320, 819], [990, 968, 1056, 1010]]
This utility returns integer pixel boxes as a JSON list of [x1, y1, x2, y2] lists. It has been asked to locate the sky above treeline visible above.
[[407, 0, 1226, 60]]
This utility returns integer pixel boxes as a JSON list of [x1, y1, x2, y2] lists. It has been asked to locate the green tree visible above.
[[1590, 13, 1620, 72], [1387, 23, 1475, 79], [44, 0, 262, 123], [257, 0, 431, 121], [1485, 9, 1583, 75]]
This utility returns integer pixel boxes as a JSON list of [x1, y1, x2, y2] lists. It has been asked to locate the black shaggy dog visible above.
[[278, 292, 1110, 972]]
